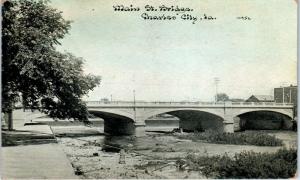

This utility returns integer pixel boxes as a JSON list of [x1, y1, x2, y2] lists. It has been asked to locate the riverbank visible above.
[[51, 125, 297, 179], [1, 125, 77, 179]]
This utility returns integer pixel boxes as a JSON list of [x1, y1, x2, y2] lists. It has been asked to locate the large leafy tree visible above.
[[2, 0, 101, 129]]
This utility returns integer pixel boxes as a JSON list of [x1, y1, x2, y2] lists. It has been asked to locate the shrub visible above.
[[186, 148, 297, 178], [177, 130, 283, 146]]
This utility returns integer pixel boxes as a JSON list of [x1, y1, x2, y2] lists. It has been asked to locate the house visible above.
[[245, 95, 274, 102]]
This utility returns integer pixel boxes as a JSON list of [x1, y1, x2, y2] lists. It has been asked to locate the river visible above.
[[49, 120, 297, 179]]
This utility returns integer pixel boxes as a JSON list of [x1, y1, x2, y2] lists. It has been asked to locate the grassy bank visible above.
[[176, 130, 283, 146], [186, 148, 297, 178]]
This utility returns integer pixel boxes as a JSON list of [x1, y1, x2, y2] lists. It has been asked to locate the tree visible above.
[[216, 93, 229, 102], [2, 0, 101, 129]]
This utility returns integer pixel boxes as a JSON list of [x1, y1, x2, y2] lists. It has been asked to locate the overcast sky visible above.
[[51, 0, 297, 102]]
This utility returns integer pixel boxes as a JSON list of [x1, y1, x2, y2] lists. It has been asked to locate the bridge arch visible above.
[[142, 108, 225, 121], [233, 110, 293, 131], [233, 109, 293, 119], [89, 109, 135, 135], [143, 109, 225, 132], [88, 108, 134, 120]]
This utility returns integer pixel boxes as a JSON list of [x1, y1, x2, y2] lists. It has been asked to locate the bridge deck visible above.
[[86, 101, 294, 108]]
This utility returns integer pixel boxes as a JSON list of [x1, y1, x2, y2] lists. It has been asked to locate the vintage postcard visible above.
[[1, 0, 298, 179]]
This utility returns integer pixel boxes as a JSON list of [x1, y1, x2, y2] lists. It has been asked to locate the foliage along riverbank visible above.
[[186, 148, 297, 178], [175, 130, 283, 146]]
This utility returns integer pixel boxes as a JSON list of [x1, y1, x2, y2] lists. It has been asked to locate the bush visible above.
[[177, 130, 283, 146], [152, 147, 175, 152], [186, 148, 297, 178]]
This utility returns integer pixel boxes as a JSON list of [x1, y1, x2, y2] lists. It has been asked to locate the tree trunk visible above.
[[7, 110, 13, 130]]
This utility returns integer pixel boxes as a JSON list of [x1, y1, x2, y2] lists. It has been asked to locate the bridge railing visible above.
[[85, 101, 294, 107]]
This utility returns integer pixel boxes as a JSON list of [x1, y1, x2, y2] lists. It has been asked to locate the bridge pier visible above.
[[223, 122, 234, 133], [103, 118, 146, 136], [134, 122, 146, 137], [104, 119, 135, 135], [223, 114, 235, 133]]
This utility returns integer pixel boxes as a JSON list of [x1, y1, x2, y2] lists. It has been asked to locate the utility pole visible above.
[[110, 94, 113, 102], [290, 88, 292, 103], [133, 90, 136, 121], [214, 77, 220, 102], [133, 90, 136, 104]]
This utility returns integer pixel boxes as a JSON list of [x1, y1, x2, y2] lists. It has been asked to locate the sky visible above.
[[50, 0, 297, 102]]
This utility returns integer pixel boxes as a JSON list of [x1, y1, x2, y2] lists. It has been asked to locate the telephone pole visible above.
[[214, 77, 220, 102], [133, 90, 136, 121]]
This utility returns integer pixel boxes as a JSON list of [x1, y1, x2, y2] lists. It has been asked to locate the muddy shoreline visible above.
[[50, 125, 297, 179]]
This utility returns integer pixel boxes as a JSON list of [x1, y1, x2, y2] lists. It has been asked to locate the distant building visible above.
[[274, 85, 297, 105], [245, 95, 274, 102]]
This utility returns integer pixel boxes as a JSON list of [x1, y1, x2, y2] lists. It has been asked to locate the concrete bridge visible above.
[[86, 101, 295, 135]]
